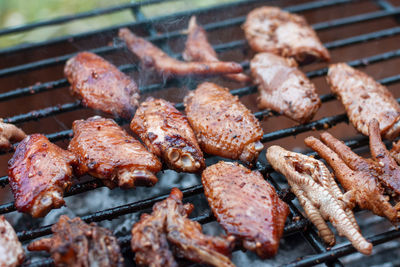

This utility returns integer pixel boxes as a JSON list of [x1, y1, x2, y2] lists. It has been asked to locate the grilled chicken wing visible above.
[[305, 131, 400, 223], [118, 28, 242, 79], [183, 16, 250, 83], [131, 97, 204, 173], [0, 120, 26, 151], [184, 82, 264, 165], [0, 216, 25, 267], [243, 6, 330, 62], [28, 215, 124, 267], [267, 146, 372, 255], [131, 188, 235, 267], [65, 52, 139, 119], [251, 52, 321, 123], [8, 134, 77, 218], [327, 63, 400, 139], [68, 116, 161, 189], [202, 161, 289, 258]]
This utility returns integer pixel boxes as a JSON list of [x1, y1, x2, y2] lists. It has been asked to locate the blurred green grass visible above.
[[0, 0, 234, 49]]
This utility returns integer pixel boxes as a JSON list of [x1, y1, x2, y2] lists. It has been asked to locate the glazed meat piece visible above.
[[69, 116, 161, 189], [131, 97, 205, 173], [305, 131, 400, 223], [267, 146, 372, 255], [243, 6, 330, 62], [0, 119, 26, 151], [65, 52, 139, 119], [250, 52, 321, 123], [391, 140, 400, 165], [327, 63, 400, 139], [0, 216, 25, 267], [183, 16, 250, 83], [119, 28, 242, 79], [8, 134, 77, 218], [131, 188, 235, 267], [28, 215, 124, 267], [184, 82, 264, 165], [202, 161, 289, 258]]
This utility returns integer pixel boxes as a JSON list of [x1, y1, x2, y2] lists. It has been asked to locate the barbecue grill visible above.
[[1, 0, 400, 266]]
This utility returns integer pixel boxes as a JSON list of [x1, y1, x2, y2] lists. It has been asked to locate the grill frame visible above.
[[0, 0, 400, 266]]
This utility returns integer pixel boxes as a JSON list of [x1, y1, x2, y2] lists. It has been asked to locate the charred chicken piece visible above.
[[202, 161, 289, 258], [250, 52, 321, 123], [0, 216, 25, 267], [131, 97, 205, 173], [267, 146, 372, 255], [184, 82, 264, 166], [305, 132, 400, 223], [28, 215, 124, 267], [183, 16, 250, 83], [243, 6, 330, 63], [65, 52, 139, 119], [8, 134, 77, 218], [131, 188, 235, 267], [68, 116, 161, 189], [0, 120, 26, 151], [327, 63, 400, 139], [118, 28, 242, 79]]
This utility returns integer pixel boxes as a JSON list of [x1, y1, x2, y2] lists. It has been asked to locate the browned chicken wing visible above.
[[68, 116, 161, 189], [0, 119, 26, 151], [183, 16, 250, 83], [250, 52, 321, 123], [0, 216, 25, 267], [243, 6, 330, 62], [118, 28, 242, 79], [202, 161, 289, 258], [8, 134, 77, 218], [28, 215, 124, 267], [131, 97, 204, 173], [327, 63, 400, 139], [131, 188, 235, 267], [305, 131, 400, 223], [267, 146, 372, 255], [65, 51, 139, 119], [184, 82, 264, 165]]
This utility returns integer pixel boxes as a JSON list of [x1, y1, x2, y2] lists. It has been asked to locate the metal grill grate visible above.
[[1, 0, 400, 266]]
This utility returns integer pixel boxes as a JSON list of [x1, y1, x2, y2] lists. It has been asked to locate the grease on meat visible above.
[[202, 161, 289, 258], [65, 52, 139, 119], [184, 82, 264, 165], [0, 216, 25, 267], [131, 97, 204, 173], [250, 52, 321, 123], [8, 134, 77, 218], [0, 120, 26, 151], [68, 116, 161, 189]]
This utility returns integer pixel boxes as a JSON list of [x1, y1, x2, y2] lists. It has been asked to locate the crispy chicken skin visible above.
[[243, 6, 330, 62], [184, 82, 264, 165], [118, 28, 242, 78], [202, 161, 289, 258], [0, 119, 26, 151], [28, 215, 124, 267], [305, 132, 400, 223], [131, 188, 235, 267], [267, 146, 372, 255], [8, 134, 77, 218], [183, 16, 250, 83], [65, 52, 139, 119], [327, 63, 400, 139], [251, 52, 321, 123], [0, 216, 25, 267], [68, 116, 161, 189], [131, 97, 204, 173]]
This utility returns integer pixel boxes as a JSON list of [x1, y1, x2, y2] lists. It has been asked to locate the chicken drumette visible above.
[[68, 116, 162, 189], [267, 146, 372, 255], [0, 119, 26, 151], [0, 216, 25, 267], [28, 215, 124, 267], [8, 134, 77, 218]]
